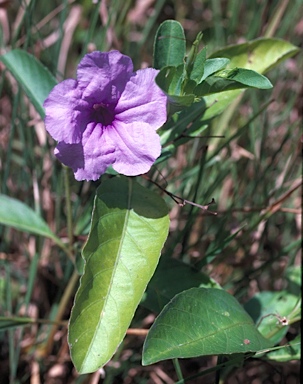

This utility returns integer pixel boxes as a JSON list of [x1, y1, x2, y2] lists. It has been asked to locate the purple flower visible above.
[[43, 50, 167, 181]]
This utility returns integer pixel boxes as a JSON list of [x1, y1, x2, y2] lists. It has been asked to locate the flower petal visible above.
[[44, 79, 90, 144], [54, 142, 84, 171], [77, 51, 134, 104], [115, 68, 167, 129], [106, 121, 161, 176], [55, 122, 116, 181]]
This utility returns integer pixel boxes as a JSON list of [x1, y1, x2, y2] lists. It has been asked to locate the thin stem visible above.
[[173, 358, 184, 382], [143, 176, 217, 215]]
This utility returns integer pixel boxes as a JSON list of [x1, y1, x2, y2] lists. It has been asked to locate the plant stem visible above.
[[173, 358, 184, 381]]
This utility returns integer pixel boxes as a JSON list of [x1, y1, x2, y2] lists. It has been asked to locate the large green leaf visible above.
[[0, 49, 57, 118], [0, 194, 62, 245], [209, 37, 300, 72], [68, 176, 170, 374], [153, 20, 186, 69], [202, 38, 299, 120], [142, 288, 272, 365]]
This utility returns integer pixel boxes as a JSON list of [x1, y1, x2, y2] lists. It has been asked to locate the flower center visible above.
[[92, 103, 114, 126]]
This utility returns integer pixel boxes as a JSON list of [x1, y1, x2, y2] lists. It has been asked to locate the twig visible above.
[[144, 176, 217, 215]]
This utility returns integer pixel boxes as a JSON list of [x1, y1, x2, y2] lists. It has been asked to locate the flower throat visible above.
[[92, 103, 114, 126]]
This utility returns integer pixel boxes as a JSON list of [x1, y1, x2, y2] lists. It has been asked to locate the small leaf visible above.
[[190, 47, 207, 84], [68, 176, 170, 374], [201, 58, 230, 81], [194, 76, 248, 96], [0, 194, 61, 244], [153, 20, 186, 69], [0, 49, 57, 118], [217, 68, 273, 89], [185, 31, 204, 78], [142, 287, 272, 365], [194, 70, 272, 97]]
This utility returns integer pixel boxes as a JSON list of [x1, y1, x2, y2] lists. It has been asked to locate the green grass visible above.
[[0, 0, 301, 382]]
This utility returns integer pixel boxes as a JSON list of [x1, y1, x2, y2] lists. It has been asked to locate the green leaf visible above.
[[217, 68, 272, 88], [209, 37, 300, 73], [0, 194, 62, 245], [68, 176, 170, 374], [155, 65, 196, 113], [156, 65, 184, 95], [142, 287, 272, 365], [185, 31, 204, 79], [202, 38, 299, 120], [244, 291, 299, 344], [194, 76, 247, 96], [264, 335, 301, 362], [142, 258, 221, 313], [194, 68, 272, 97], [153, 20, 186, 69], [190, 47, 207, 84], [201, 57, 230, 81], [0, 49, 57, 118]]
